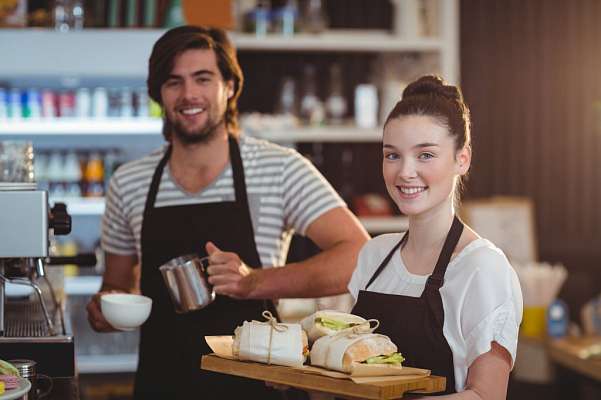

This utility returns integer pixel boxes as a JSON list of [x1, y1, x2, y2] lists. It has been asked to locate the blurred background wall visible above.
[[460, 0, 601, 316]]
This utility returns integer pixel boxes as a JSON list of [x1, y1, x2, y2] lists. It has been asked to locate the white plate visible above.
[[0, 377, 32, 400]]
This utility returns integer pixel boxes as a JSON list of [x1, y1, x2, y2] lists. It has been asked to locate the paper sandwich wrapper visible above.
[[300, 310, 369, 343], [204, 319, 305, 368], [238, 320, 306, 367], [205, 335, 430, 382]]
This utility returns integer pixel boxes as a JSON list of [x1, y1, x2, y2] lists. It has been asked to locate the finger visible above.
[[208, 272, 240, 287], [213, 283, 241, 298], [207, 259, 243, 276], [205, 241, 221, 256]]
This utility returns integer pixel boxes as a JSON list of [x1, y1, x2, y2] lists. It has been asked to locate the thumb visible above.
[[205, 241, 221, 256]]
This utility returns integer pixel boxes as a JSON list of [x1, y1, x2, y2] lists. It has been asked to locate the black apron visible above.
[[351, 216, 464, 395], [135, 136, 281, 400]]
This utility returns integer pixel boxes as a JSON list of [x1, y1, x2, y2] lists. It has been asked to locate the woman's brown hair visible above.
[[147, 25, 244, 139], [385, 75, 471, 152]]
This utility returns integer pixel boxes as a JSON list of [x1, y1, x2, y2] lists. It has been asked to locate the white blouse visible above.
[[348, 233, 523, 392]]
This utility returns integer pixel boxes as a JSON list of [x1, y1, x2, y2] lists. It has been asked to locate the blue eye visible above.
[[418, 152, 434, 160], [384, 152, 399, 161]]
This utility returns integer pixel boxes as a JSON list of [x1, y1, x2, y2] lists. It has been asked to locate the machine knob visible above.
[[50, 203, 72, 235]]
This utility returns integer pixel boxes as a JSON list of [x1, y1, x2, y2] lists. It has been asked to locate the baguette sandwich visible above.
[[300, 310, 369, 342], [232, 318, 309, 367], [310, 333, 404, 373]]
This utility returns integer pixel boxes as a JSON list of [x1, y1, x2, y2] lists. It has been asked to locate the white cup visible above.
[[101, 293, 152, 331]]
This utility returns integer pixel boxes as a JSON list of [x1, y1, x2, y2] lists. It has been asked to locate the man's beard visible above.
[[165, 114, 225, 145]]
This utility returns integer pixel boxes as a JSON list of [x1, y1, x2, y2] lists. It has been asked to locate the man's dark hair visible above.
[[147, 25, 244, 139]]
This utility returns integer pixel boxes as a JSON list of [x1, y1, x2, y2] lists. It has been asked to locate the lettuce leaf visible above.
[[363, 353, 405, 365], [315, 317, 360, 331]]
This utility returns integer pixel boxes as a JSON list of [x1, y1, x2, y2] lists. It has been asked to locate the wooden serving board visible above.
[[201, 354, 446, 399]]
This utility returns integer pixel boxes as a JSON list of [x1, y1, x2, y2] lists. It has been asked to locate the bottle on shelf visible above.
[[273, 0, 298, 36], [299, 64, 325, 126], [246, 0, 271, 36], [58, 90, 76, 118], [63, 150, 83, 198], [301, 0, 328, 33], [8, 88, 22, 120], [135, 87, 150, 118], [92, 87, 109, 118], [276, 76, 297, 116], [163, 0, 185, 28], [325, 63, 347, 125], [84, 152, 105, 197], [72, 0, 85, 30], [26, 89, 42, 119], [75, 88, 92, 118], [121, 87, 134, 118], [41, 89, 57, 119], [46, 151, 66, 199]]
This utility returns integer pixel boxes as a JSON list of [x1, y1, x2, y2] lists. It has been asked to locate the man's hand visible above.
[[205, 242, 258, 299], [86, 290, 126, 332]]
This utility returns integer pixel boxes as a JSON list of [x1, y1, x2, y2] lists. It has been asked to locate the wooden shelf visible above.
[[0, 29, 448, 78], [0, 118, 162, 135], [0, 119, 382, 141], [232, 30, 442, 52]]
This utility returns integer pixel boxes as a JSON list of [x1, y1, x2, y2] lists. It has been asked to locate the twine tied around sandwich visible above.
[[332, 318, 380, 339], [253, 310, 288, 365]]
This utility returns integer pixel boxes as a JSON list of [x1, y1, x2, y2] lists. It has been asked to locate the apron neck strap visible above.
[[228, 135, 249, 207], [426, 215, 464, 289], [143, 144, 171, 221], [364, 215, 464, 291], [364, 237, 404, 290]]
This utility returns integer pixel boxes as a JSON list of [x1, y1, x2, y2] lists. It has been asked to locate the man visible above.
[[86, 26, 369, 399]]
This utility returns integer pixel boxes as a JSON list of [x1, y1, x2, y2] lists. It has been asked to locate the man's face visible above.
[[160, 48, 233, 144]]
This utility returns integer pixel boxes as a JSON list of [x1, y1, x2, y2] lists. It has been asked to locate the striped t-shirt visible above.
[[101, 135, 346, 267]]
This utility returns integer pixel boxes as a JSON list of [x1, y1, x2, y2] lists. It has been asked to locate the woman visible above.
[[348, 75, 523, 398]]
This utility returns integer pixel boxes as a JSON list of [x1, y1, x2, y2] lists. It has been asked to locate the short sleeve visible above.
[[281, 151, 346, 235], [461, 251, 523, 368], [101, 173, 137, 255]]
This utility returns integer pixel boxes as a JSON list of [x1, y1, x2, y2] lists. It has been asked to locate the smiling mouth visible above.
[[178, 107, 205, 116], [397, 186, 427, 195]]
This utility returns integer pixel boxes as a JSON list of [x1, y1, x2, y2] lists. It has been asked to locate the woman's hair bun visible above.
[[402, 75, 462, 102]]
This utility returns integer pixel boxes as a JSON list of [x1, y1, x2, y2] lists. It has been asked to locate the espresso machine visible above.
[[0, 184, 76, 378]]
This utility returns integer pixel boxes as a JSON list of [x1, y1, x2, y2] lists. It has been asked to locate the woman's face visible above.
[[382, 115, 470, 218]]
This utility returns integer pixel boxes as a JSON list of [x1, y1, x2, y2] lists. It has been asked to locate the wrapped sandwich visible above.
[[232, 311, 309, 368], [300, 310, 369, 342], [310, 332, 404, 373]]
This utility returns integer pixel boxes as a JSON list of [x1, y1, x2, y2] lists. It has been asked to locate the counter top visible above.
[[547, 336, 601, 382]]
